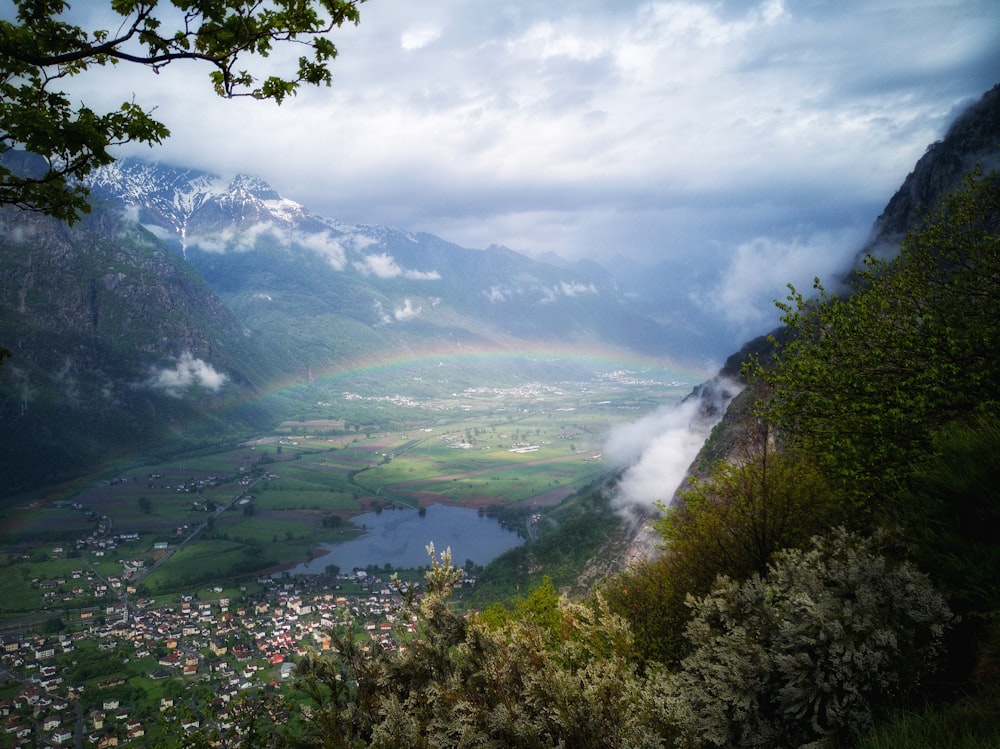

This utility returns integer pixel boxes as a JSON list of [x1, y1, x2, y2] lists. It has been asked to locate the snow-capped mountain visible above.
[[88, 160, 319, 249], [87, 159, 683, 364]]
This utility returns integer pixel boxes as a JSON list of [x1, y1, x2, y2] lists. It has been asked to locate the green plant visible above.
[[666, 529, 954, 749], [1, 0, 364, 221], [759, 170, 1000, 508]]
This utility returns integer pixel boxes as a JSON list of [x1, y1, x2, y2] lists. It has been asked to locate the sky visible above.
[[63, 1, 1000, 325]]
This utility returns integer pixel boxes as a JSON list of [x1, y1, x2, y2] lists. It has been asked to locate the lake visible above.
[[285, 503, 524, 573]]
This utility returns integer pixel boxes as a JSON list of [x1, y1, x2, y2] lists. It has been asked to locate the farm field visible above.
[[0, 364, 692, 619]]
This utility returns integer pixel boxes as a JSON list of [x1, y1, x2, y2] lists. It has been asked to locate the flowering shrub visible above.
[[666, 529, 954, 748]]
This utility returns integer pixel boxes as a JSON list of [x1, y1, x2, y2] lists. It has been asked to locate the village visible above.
[[0, 559, 463, 748]]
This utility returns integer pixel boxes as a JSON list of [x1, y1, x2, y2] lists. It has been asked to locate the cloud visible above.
[[536, 280, 599, 304], [484, 285, 512, 303], [696, 227, 867, 338], [605, 378, 741, 513], [372, 300, 392, 325], [184, 220, 350, 268], [559, 280, 597, 296], [295, 232, 349, 270], [401, 26, 442, 51], [63, 0, 1000, 358], [394, 298, 422, 321], [145, 352, 228, 397], [353, 252, 441, 280], [185, 221, 279, 254]]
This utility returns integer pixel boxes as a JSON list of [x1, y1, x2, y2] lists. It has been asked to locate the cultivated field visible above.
[[0, 364, 692, 618]]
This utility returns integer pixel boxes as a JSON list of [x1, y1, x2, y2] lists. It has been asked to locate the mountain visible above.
[[0, 198, 277, 495], [859, 81, 1000, 261], [0, 157, 689, 497], [86, 159, 681, 372], [696, 82, 1000, 483]]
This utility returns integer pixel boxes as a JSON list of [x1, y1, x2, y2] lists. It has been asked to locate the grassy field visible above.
[[1, 362, 693, 607]]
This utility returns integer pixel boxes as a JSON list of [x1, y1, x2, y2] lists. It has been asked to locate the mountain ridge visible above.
[[0, 202, 277, 495], [86, 157, 686, 362]]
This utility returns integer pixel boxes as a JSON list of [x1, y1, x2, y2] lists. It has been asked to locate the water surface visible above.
[[287, 504, 523, 573]]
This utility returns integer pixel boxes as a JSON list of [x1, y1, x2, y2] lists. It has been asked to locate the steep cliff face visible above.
[[0, 205, 274, 496], [615, 81, 1000, 567], [862, 82, 1000, 259]]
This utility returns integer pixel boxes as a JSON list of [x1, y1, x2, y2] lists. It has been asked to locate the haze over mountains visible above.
[[86, 158, 724, 362]]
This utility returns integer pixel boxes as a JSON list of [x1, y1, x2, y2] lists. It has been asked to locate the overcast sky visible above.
[[71, 1, 999, 277]]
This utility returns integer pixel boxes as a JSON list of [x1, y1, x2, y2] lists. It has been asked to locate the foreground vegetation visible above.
[[166, 170, 1000, 747]]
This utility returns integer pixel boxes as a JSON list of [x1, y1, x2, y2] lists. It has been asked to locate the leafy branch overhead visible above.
[[0, 0, 364, 222]]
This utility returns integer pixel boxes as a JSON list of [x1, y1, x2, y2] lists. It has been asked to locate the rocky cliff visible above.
[[616, 81, 1000, 566]]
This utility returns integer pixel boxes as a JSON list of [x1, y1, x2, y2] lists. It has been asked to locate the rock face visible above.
[[615, 80, 1000, 567], [862, 82, 1000, 260], [0, 204, 272, 495]]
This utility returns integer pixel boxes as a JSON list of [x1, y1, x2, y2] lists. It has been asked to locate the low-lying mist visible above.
[[605, 377, 742, 519]]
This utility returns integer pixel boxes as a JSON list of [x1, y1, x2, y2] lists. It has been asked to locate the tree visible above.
[[607, 422, 842, 668], [0, 0, 364, 222], [758, 169, 1000, 505], [659, 421, 843, 586], [367, 549, 659, 749]]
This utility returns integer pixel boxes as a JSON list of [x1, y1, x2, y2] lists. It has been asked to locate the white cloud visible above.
[[700, 228, 865, 337], [394, 298, 422, 320], [185, 221, 280, 253], [606, 378, 741, 512], [296, 231, 348, 270], [146, 352, 228, 397], [184, 221, 349, 268], [372, 300, 392, 325], [484, 285, 512, 303], [63, 0, 1000, 357], [353, 252, 441, 280], [511, 21, 607, 62], [343, 233, 378, 252], [401, 26, 441, 51], [559, 280, 597, 296]]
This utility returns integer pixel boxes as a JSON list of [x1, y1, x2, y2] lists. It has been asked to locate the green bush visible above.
[[666, 529, 954, 748]]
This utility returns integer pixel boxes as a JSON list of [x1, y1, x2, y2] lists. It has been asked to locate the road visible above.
[[134, 473, 266, 585]]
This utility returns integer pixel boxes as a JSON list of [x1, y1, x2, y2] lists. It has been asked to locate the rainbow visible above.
[[0, 341, 710, 514], [247, 339, 711, 411]]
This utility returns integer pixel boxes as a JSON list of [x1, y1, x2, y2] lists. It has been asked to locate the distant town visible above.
[[1, 558, 470, 747]]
